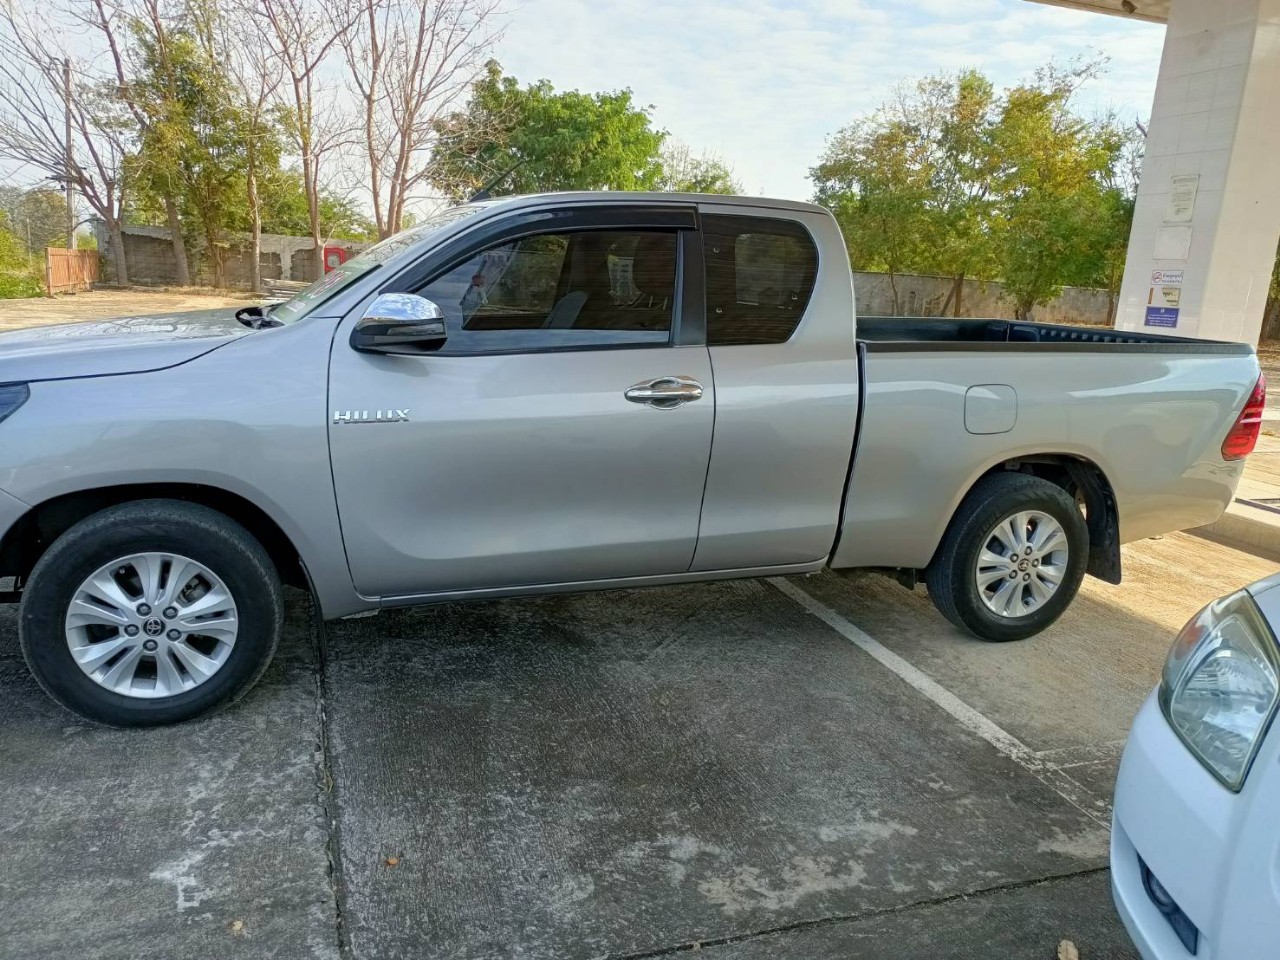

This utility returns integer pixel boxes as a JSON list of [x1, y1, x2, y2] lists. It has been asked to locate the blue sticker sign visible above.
[[1145, 306, 1180, 328]]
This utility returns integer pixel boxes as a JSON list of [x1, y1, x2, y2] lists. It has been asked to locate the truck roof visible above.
[[473, 191, 829, 217]]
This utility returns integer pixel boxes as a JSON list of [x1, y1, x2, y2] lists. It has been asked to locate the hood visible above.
[[0, 308, 253, 384]]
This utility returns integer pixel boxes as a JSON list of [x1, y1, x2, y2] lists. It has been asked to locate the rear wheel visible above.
[[20, 500, 282, 726], [926, 473, 1088, 642]]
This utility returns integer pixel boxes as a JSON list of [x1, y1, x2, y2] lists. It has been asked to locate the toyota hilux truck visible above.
[[0, 193, 1264, 725]]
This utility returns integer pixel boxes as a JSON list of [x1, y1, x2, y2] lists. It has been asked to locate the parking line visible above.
[[768, 578, 1111, 827]]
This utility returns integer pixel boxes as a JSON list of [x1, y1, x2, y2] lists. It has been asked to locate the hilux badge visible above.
[[332, 409, 410, 424]]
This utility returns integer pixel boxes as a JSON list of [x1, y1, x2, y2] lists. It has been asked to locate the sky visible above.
[[494, 0, 1167, 200], [1, 0, 1168, 214]]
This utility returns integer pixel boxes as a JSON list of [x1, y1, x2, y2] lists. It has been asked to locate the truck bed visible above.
[[857, 316, 1254, 355], [832, 315, 1261, 575]]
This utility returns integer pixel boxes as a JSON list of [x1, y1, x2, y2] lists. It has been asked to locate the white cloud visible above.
[[496, 0, 1165, 199]]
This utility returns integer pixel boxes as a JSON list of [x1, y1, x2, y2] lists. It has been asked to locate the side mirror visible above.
[[350, 293, 447, 354]]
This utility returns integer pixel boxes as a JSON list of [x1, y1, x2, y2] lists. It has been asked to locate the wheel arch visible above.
[[0, 483, 308, 596], [934, 453, 1121, 585]]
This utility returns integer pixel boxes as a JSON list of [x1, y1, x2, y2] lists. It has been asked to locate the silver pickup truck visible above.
[[0, 193, 1263, 725]]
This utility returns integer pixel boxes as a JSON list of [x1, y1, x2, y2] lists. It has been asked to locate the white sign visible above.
[[1164, 174, 1200, 224], [1154, 226, 1193, 261], [1151, 269, 1184, 286]]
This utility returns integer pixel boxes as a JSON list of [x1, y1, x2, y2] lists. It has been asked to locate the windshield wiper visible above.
[[235, 305, 284, 329]]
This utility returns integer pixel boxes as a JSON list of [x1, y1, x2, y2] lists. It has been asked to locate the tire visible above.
[[926, 473, 1088, 642], [19, 499, 283, 726]]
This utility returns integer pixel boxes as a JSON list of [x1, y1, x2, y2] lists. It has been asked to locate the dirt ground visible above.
[[0, 289, 256, 332]]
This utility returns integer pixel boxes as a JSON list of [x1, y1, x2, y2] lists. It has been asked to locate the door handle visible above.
[[624, 376, 704, 408]]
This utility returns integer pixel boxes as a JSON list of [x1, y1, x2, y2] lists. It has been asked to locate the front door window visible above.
[[416, 230, 679, 354]]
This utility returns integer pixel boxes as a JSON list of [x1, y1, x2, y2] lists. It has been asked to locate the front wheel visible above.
[[20, 500, 283, 726], [926, 473, 1088, 642]]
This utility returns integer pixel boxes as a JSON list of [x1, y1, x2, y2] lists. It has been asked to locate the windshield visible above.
[[268, 205, 484, 323]]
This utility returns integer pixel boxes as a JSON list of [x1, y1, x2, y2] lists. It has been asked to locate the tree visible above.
[[811, 69, 1000, 315], [429, 61, 666, 200], [250, 168, 375, 240], [658, 141, 741, 194], [75, 0, 192, 283], [0, 3, 133, 283], [990, 61, 1125, 319], [812, 61, 1130, 320], [811, 116, 935, 313], [911, 71, 1000, 315], [223, 0, 284, 292], [126, 0, 252, 287], [0, 219, 42, 297], [250, 0, 356, 279], [1092, 121, 1144, 323], [341, 0, 502, 238], [0, 186, 70, 252]]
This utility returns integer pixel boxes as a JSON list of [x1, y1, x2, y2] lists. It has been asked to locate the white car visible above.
[[1113, 573, 1280, 958]]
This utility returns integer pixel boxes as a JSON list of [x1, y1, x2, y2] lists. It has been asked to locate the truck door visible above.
[[689, 207, 860, 570], [327, 204, 715, 599]]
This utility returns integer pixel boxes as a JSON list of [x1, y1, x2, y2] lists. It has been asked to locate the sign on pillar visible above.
[[1145, 269, 1184, 329], [1115, 0, 1280, 345]]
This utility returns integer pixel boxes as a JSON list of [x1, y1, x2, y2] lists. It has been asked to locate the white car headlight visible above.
[[1160, 590, 1280, 791]]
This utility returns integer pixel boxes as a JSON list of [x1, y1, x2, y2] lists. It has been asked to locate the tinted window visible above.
[[270, 204, 482, 323], [417, 230, 678, 354], [703, 215, 818, 346]]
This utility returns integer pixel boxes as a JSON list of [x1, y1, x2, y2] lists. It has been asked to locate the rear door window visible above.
[[702, 215, 819, 346]]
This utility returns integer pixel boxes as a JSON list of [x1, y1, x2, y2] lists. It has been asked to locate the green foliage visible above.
[[251, 169, 376, 241], [430, 61, 667, 200], [0, 187, 70, 252], [813, 116, 934, 285], [813, 61, 1136, 318], [988, 62, 1127, 317], [123, 0, 252, 280], [812, 69, 1003, 312], [129, 163, 375, 242], [0, 225, 42, 298]]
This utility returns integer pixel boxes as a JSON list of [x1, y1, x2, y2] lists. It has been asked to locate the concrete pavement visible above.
[[1196, 434, 1280, 560], [2, 532, 1274, 959], [0, 597, 336, 959]]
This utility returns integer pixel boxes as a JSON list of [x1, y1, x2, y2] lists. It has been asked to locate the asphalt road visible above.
[[2, 532, 1273, 959]]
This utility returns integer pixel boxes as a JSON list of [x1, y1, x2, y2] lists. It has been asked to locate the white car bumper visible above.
[[1112, 691, 1280, 959]]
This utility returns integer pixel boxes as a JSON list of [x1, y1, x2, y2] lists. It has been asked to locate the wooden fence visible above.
[[44, 248, 100, 296]]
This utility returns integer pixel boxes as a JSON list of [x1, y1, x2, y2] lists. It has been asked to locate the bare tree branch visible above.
[[341, 0, 503, 237], [0, 1, 132, 282], [246, 0, 361, 278]]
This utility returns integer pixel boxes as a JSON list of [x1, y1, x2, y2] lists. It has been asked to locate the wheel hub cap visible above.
[[974, 511, 1069, 619], [64, 552, 239, 699]]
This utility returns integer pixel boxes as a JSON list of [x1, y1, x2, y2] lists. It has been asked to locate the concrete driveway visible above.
[[2, 532, 1273, 959]]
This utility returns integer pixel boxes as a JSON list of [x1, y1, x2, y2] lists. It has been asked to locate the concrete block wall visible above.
[[852, 271, 1114, 324], [93, 221, 365, 289]]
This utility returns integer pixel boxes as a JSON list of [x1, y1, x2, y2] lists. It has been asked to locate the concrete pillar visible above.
[[1115, 0, 1280, 343]]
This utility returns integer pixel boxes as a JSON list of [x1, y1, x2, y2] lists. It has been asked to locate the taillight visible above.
[[1222, 374, 1266, 460]]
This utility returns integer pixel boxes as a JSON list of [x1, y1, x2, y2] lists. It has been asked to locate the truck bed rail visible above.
[[858, 316, 1254, 355]]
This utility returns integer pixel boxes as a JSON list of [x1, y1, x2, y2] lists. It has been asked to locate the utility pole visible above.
[[63, 57, 74, 249]]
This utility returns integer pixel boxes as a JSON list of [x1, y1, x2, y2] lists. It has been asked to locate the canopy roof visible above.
[[1025, 0, 1169, 23]]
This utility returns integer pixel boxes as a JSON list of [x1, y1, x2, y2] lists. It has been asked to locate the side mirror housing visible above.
[[350, 293, 447, 354]]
